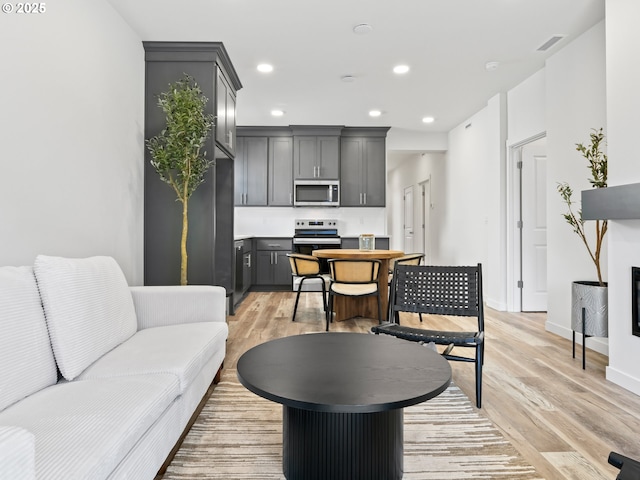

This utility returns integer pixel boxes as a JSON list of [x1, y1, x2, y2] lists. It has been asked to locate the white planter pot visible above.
[[571, 281, 608, 338]]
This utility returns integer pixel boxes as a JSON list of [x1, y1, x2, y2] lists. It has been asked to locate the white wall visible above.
[[387, 128, 448, 152], [0, 0, 145, 284], [604, 0, 640, 394], [545, 21, 608, 353], [507, 69, 546, 146], [386, 152, 446, 257]]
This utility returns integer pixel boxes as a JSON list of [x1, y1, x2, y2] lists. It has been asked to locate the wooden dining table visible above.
[[312, 248, 404, 322]]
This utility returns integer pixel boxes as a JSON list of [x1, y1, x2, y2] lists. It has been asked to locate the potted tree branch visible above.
[[146, 75, 215, 285], [557, 127, 608, 366]]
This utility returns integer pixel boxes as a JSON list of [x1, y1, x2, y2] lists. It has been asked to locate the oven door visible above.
[[293, 238, 340, 274]]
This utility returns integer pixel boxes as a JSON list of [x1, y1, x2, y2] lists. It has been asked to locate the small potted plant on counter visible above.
[[557, 127, 608, 367]]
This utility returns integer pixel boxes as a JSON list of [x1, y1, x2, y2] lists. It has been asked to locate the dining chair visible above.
[[287, 253, 329, 322], [326, 259, 382, 331], [387, 252, 425, 285], [372, 263, 485, 408]]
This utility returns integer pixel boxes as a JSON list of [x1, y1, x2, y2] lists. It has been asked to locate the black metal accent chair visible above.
[[609, 452, 640, 480], [326, 259, 382, 331], [371, 263, 485, 408], [287, 253, 329, 322]]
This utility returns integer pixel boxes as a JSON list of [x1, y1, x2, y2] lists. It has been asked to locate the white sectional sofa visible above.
[[0, 255, 229, 480]]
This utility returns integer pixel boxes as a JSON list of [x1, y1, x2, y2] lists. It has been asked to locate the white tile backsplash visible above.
[[235, 207, 387, 237]]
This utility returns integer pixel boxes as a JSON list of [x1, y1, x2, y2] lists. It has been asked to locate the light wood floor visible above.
[[227, 291, 640, 479]]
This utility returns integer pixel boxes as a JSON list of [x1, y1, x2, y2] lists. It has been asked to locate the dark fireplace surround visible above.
[[633, 267, 640, 337]]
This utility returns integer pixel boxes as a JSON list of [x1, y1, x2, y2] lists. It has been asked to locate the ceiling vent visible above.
[[537, 35, 566, 52]]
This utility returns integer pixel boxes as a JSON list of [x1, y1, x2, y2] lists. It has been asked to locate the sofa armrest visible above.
[[130, 285, 227, 330], [0, 426, 35, 480]]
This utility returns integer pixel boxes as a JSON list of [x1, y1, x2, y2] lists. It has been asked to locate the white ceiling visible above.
[[107, 0, 604, 135]]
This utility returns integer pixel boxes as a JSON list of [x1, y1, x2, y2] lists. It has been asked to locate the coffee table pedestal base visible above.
[[282, 406, 403, 480]]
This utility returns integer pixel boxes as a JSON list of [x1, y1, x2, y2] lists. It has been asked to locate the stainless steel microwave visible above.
[[293, 180, 340, 207]]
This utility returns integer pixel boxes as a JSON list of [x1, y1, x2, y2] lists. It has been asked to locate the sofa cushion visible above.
[[77, 322, 228, 394], [0, 374, 179, 480], [0, 426, 35, 480], [33, 255, 137, 381], [0, 266, 57, 411]]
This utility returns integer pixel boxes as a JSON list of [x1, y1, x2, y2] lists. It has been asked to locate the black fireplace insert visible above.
[[632, 267, 640, 337]]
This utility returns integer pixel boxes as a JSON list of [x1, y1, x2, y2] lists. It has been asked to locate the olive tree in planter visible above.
[[146, 75, 215, 285], [557, 127, 608, 367]]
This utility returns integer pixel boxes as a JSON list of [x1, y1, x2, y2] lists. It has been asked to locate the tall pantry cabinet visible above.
[[143, 42, 242, 298]]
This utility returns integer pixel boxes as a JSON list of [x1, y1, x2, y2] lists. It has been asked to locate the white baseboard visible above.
[[485, 298, 506, 311], [606, 366, 640, 396], [545, 320, 609, 356]]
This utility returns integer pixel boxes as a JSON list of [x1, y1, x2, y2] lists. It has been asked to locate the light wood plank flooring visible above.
[[226, 291, 640, 479]]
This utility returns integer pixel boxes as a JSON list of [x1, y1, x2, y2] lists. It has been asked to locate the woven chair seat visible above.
[[330, 283, 378, 296], [372, 322, 483, 346]]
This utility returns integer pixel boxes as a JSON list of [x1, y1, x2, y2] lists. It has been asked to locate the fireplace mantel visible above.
[[582, 182, 640, 220]]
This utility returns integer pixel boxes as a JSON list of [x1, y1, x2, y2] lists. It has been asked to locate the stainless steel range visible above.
[[292, 219, 340, 292]]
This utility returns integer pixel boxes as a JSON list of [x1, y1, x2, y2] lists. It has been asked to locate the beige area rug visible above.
[[163, 371, 542, 480]]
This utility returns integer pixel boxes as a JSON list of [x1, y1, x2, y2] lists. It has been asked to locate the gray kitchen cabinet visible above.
[[216, 66, 237, 156], [268, 136, 293, 206], [341, 237, 390, 250], [143, 41, 241, 295], [235, 136, 268, 206], [340, 128, 390, 207], [292, 126, 342, 180], [255, 238, 293, 286]]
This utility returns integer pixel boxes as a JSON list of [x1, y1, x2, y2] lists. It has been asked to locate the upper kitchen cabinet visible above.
[[144, 42, 242, 159], [237, 127, 294, 206], [292, 126, 342, 180], [143, 41, 241, 293], [340, 127, 390, 207], [235, 136, 268, 206], [269, 136, 294, 206], [216, 66, 237, 156]]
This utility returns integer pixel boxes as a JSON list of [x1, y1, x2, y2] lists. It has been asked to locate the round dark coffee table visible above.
[[236, 332, 452, 480]]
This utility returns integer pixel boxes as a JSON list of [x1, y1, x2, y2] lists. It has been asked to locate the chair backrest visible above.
[[389, 263, 484, 330], [287, 253, 321, 276], [389, 253, 425, 272], [396, 253, 425, 266], [328, 259, 381, 284]]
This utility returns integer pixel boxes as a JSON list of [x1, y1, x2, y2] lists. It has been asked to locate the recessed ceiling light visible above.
[[422, 116, 435, 124], [485, 61, 500, 71], [257, 63, 273, 73], [369, 110, 382, 117], [271, 109, 284, 117], [353, 23, 373, 35], [393, 65, 410, 74]]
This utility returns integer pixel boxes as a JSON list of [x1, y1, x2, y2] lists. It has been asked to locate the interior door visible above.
[[404, 186, 414, 252], [521, 138, 547, 311]]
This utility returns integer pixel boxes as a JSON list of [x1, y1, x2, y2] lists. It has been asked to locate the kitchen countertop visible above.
[[235, 235, 389, 240]]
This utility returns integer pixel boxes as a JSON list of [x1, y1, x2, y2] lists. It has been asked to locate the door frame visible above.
[[419, 177, 432, 264], [506, 132, 546, 312], [403, 185, 415, 253]]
